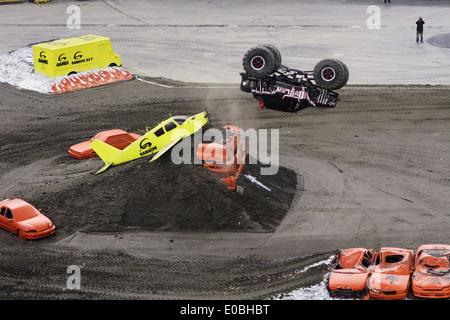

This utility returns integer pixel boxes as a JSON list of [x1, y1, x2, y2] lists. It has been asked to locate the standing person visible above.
[[416, 16, 425, 43]]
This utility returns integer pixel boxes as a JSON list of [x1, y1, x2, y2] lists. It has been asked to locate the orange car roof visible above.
[[338, 248, 368, 269], [94, 129, 128, 140], [417, 253, 449, 269], [377, 248, 414, 268], [3, 199, 40, 221], [4, 198, 30, 210], [379, 247, 413, 255]]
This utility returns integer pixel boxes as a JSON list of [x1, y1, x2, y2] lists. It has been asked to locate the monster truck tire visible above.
[[313, 59, 349, 90], [243, 46, 277, 77], [262, 45, 282, 66], [337, 59, 350, 87]]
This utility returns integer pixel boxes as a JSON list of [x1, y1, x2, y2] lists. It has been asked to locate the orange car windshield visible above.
[[92, 133, 105, 141], [13, 205, 39, 221], [385, 254, 404, 264]]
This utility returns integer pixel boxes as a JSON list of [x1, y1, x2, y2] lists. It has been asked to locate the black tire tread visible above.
[[242, 46, 277, 77], [313, 59, 349, 90]]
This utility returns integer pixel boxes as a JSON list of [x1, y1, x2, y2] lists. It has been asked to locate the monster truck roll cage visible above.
[[240, 45, 349, 111]]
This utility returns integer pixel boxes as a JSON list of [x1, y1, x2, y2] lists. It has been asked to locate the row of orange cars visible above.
[[327, 245, 450, 299]]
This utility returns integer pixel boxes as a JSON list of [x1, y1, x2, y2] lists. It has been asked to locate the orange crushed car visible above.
[[367, 247, 415, 300], [327, 248, 376, 299], [196, 125, 247, 191], [411, 244, 450, 299], [0, 199, 55, 240], [68, 129, 141, 159]]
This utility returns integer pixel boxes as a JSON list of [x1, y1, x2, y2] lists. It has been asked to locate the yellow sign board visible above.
[[33, 35, 122, 78]]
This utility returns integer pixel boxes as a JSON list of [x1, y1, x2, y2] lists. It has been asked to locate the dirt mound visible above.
[[37, 151, 298, 237]]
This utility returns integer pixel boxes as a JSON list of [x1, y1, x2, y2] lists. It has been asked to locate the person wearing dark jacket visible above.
[[416, 17, 425, 43]]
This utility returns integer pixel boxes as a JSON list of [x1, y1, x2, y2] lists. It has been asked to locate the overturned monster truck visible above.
[[240, 45, 349, 111]]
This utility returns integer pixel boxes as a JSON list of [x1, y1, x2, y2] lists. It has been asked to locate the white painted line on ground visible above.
[[135, 75, 237, 89]]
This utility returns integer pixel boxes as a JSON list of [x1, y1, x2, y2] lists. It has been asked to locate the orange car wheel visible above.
[[18, 230, 27, 241], [89, 152, 98, 159]]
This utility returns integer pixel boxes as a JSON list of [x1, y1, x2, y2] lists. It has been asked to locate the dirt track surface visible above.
[[0, 79, 449, 299]]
